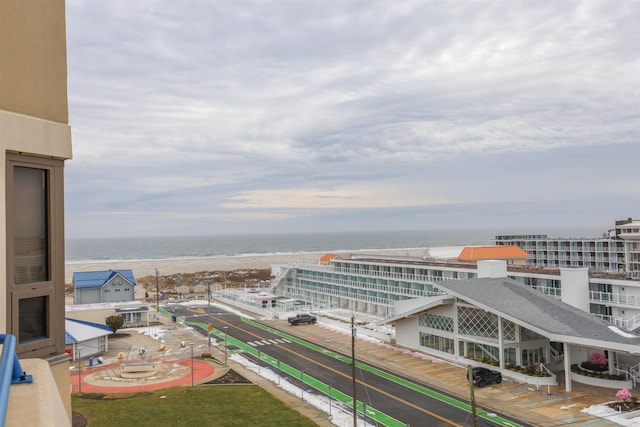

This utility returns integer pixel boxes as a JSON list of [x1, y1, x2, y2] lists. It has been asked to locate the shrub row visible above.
[[571, 363, 626, 381]]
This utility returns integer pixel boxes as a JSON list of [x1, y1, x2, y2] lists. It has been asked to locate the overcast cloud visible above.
[[65, 0, 640, 238]]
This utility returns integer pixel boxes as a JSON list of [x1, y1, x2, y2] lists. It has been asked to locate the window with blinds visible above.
[[6, 154, 64, 357]]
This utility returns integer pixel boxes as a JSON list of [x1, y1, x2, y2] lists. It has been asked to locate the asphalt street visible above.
[[168, 304, 526, 427]]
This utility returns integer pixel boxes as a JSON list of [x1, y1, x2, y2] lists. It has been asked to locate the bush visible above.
[[573, 364, 626, 381], [581, 361, 609, 372], [590, 353, 608, 366]]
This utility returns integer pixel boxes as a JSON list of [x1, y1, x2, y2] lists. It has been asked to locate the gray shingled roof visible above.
[[437, 277, 640, 353]]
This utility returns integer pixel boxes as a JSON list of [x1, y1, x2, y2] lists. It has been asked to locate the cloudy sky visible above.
[[64, 1, 639, 238]]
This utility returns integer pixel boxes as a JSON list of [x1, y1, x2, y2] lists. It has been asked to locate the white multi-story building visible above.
[[495, 217, 640, 274], [272, 239, 640, 330], [616, 218, 640, 276], [270, 255, 640, 390]]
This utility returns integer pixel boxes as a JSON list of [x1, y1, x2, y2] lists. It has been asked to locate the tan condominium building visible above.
[[1, 1, 73, 425]]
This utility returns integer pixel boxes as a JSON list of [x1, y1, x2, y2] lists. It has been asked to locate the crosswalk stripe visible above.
[[246, 338, 292, 347]]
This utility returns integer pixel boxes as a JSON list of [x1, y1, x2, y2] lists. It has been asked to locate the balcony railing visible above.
[[593, 313, 640, 331], [0, 334, 33, 427], [589, 291, 640, 308]]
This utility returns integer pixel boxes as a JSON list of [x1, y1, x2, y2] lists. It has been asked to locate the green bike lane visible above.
[[184, 318, 404, 427], [242, 318, 523, 427], [185, 315, 523, 427]]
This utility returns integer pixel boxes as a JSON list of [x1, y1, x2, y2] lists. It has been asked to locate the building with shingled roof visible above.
[[73, 270, 137, 304]]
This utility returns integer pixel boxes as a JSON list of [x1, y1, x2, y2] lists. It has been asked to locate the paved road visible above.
[[169, 304, 526, 427]]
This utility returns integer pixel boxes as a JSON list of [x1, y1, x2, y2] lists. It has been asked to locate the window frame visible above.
[[5, 153, 65, 357]]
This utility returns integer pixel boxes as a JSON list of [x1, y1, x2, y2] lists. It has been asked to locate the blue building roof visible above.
[[72, 269, 136, 289]]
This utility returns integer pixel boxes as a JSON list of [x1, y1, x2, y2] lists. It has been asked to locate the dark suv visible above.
[[468, 367, 502, 387]]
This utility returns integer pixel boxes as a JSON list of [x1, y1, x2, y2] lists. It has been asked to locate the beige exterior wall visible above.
[[1, 0, 73, 421], [66, 308, 114, 325], [0, 0, 69, 123], [66, 305, 150, 326], [49, 355, 72, 420], [1, 0, 72, 334]]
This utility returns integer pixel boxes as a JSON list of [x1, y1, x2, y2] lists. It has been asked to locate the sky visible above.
[[64, 0, 640, 239]]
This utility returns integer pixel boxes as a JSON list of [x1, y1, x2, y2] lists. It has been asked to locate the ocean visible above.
[[65, 226, 604, 264]]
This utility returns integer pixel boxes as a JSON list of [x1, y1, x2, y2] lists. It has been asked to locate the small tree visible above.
[[617, 389, 632, 403], [105, 314, 125, 334]]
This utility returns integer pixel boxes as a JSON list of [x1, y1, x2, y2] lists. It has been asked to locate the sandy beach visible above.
[[65, 248, 427, 283]]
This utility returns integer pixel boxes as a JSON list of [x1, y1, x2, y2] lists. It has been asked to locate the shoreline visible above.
[[65, 248, 427, 283]]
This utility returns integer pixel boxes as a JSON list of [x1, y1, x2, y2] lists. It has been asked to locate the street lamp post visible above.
[[190, 343, 195, 391], [155, 269, 159, 313], [223, 326, 228, 367], [207, 282, 212, 348], [77, 346, 82, 396], [351, 315, 357, 427]]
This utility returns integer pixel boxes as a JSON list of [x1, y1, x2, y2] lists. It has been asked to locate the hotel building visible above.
[[495, 218, 640, 274], [269, 219, 640, 391], [1, 1, 73, 425]]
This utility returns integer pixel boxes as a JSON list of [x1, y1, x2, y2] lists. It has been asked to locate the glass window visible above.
[[458, 306, 499, 339], [419, 332, 454, 353], [521, 326, 545, 341], [13, 167, 49, 284], [18, 296, 48, 343], [7, 154, 64, 357], [419, 313, 454, 332], [458, 340, 499, 362]]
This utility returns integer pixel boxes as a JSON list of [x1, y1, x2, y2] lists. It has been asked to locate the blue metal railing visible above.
[[0, 334, 33, 427]]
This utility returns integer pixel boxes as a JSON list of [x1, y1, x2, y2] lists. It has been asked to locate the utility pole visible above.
[[468, 365, 478, 427], [155, 269, 159, 313], [351, 315, 357, 427]]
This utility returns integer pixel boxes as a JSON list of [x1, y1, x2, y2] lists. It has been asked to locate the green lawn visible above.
[[72, 386, 319, 427]]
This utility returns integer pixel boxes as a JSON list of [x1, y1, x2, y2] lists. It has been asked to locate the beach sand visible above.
[[65, 248, 427, 284]]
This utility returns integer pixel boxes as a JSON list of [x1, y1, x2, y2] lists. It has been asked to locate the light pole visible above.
[[190, 343, 195, 391], [155, 268, 159, 313], [223, 326, 228, 367], [77, 346, 82, 396], [207, 281, 212, 348], [351, 315, 357, 427]]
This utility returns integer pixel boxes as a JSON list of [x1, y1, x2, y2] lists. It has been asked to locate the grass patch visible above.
[[72, 385, 318, 426]]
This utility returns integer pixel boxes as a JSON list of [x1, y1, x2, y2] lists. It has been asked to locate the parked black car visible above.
[[468, 367, 502, 387], [287, 313, 317, 325]]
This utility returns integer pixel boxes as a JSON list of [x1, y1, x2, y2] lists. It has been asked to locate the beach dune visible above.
[[65, 248, 426, 283]]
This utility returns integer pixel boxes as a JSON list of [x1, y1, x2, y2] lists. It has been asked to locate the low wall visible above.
[[314, 316, 393, 343], [214, 296, 274, 318], [570, 372, 633, 389]]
